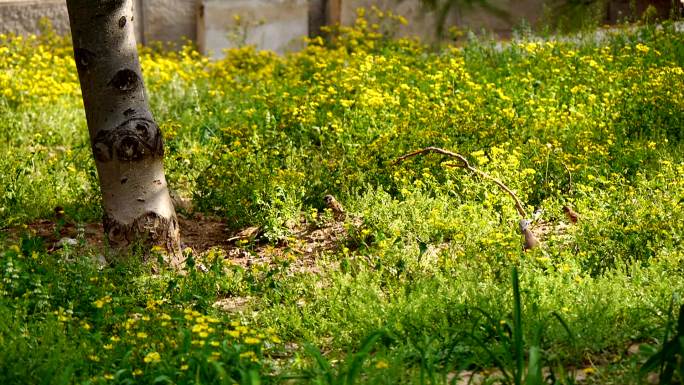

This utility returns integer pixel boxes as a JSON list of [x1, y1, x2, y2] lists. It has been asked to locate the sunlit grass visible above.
[[0, 10, 683, 384]]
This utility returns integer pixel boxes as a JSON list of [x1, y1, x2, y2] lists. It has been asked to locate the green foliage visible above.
[[1, 12, 684, 384], [640, 301, 684, 384]]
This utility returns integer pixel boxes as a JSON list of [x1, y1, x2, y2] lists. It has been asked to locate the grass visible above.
[[1, 10, 684, 384]]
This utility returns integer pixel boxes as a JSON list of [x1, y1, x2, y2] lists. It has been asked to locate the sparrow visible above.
[[54, 206, 65, 220], [227, 226, 262, 243], [519, 219, 539, 251], [324, 194, 346, 220], [562, 206, 579, 224]]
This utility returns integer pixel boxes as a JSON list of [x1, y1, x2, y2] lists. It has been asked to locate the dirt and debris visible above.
[[6, 212, 354, 274], [212, 296, 252, 313]]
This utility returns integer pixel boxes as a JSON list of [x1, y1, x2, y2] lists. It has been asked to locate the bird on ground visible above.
[[519, 219, 539, 251], [227, 226, 262, 243], [324, 194, 346, 220], [562, 206, 579, 224], [54, 206, 65, 220]]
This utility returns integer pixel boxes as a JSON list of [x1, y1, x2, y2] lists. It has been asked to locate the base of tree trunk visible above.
[[104, 212, 182, 267]]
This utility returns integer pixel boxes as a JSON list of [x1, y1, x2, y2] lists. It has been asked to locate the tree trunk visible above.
[[66, 0, 181, 265]]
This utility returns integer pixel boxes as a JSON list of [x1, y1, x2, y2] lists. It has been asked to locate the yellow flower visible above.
[[104, 344, 113, 350], [239, 351, 258, 362], [133, 369, 143, 376], [244, 336, 261, 345], [143, 351, 161, 364], [104, 373, 114, 380], [635, 43, 650, 54], [375, 360, 389, 369], [151, 245, 165, 253], [136, 332, 148, 339], [180, 364, 189, 371]]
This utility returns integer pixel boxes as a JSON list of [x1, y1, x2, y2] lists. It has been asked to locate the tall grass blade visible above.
[[511, 267, 524, 385], [305, 344, 335, 384], [550, 311, 575, 346], [346, 331, 385, 384], [524, 346, 542, 385]]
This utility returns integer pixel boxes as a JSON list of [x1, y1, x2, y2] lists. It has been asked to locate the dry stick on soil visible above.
[[393, 146, 528, 218]]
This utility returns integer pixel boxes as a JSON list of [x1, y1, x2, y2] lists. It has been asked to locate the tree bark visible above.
[[66, 0, 181, 265]]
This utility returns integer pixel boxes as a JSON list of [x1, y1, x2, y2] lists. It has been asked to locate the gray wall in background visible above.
[[6, 0, 663, 54], [0, 0, 144, 43], [141, 0, 200, 44], [198, 0, 308, 58], [0, 0, 70, 36]]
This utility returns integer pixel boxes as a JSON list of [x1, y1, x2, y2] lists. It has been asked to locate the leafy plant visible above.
[[640, 301, 684, 384], [300, 331, 387, 384], [467, 268, 575, 385]]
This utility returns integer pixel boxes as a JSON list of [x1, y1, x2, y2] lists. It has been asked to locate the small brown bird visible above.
[[519, 219, 539, 251], [54, 206, 65, 220], [324, 194, 346, 220], [227, 226, 262, 243], [562, 206, 579, 224]]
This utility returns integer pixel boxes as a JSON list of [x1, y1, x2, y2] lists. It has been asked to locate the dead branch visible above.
[[392, 146, 471, 167], [393, 146, 528, 218]]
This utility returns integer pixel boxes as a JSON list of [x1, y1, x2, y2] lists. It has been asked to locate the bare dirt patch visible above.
[[6, 213, 351, 273]]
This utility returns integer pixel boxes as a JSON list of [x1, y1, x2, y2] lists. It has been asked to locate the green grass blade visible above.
[[511, 267, 524, 385], [524, 346, 542, 385], [305, 343, 335, 385], [346, 330, 386, 384]]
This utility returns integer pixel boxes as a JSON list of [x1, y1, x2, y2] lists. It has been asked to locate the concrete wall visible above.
[[0, 0, 198, 47], [0, 0, 546, 48], [2, 0, 674, 54], [341, 0, 547, 41], [141, 0, 200, 45], [0, 0, 143, 42], [0, 0, 70, 36], [198, 0, 308, 58]]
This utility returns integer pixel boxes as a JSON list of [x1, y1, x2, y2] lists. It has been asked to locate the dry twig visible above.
[[393, 146, 528, 218]]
